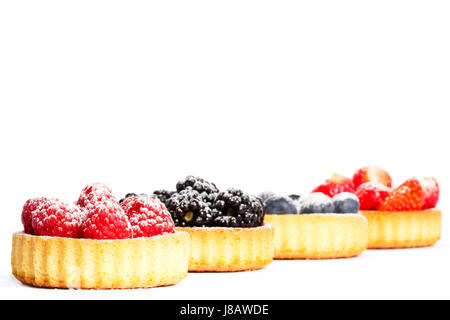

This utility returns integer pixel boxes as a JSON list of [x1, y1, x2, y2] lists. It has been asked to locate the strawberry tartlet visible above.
[[12, 183, 189, 289], [352, 167, 441, 249]]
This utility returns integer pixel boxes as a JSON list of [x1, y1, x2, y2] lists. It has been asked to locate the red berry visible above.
[[77, 183, 116, 208], [31, 199, 83, 238], [419, 177, 439, 209], [354, 182, 392, 210], [123, 196, 175, 238], [21, 197, 49, 234], [353, 166, 392, 188], [120, 195, 140, 213], [312, 173, 355, 197], [378, 177, 425, 211], [81, 201, 133, 239]]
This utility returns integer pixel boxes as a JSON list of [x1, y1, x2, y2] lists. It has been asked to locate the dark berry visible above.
[[176, 176, 219, 195], [258, 191, 276, 204], [288, 193, 304, 211], [153, 189, 176, 204], [263, 195, 298, 214], [332, 192, 360, 213], [300, 193, 335, 213], [288, 194, 302, 201], [212, 189, 264, 227], [165, 189, 218, 227], [213, 216, 240, 227]]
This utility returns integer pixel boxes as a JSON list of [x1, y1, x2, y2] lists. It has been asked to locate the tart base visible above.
[[11, 231, 190, 289], [176, 223, 274, 272], [264, 214, 369, 259], [361, 209, 441, 249]]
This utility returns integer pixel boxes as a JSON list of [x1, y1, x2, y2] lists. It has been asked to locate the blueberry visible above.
[[300, 193, 335, 213], [263, 195, 298, 214], [288, 194, 302, 201], [258, 191, 277, 204], [333, 192, 360, 213], [288, 193, 304, 211]]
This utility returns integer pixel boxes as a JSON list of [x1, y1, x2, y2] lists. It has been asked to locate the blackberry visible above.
[[153, 189, 176, 204], [176, 175, 219, 195], [165, 189, 218, 227], [119, 193, 147, 204], [212, 189, 264, 227]]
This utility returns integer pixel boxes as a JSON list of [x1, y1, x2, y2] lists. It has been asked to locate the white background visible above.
[[0, 0, 449, 300]]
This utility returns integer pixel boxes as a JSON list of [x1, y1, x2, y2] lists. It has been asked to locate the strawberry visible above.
[[419, 177, 439, 209], [352, 166, 392, 188], [354, 182, 392, 210], [377, 177, 425, 211], [312, 173, 355, 197]]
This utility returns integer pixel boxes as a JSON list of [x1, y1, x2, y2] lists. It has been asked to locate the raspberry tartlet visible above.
[[353, 167, 441, 248], [262, 191, 368, 259], [12, 183, 189, 289], [124, 176, 274, 272]]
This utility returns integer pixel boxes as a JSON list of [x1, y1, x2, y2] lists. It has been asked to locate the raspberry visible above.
[[122, 196, 175, 237], [378, 178, 425, 211], [31, 199, 83, 238], [119, 193, 148, 211], [355, 182, 392, 210], [77, 182, 116, 208], [81, 201, 133, 239], [21, 197, 48, 234], [120, 193, 139, 203], [120, 195, 136, 212]]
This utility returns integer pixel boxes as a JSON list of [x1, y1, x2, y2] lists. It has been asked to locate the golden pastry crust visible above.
[[11, 231, 189, 289], [264, 214, 368, 259], [176, 223, 274, 272], [361, 209, 441, 249]]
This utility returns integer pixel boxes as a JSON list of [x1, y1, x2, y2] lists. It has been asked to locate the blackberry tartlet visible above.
[[12, 184, 189, 289], [158, 176, 274, 272], [262, 192, 368, 259]]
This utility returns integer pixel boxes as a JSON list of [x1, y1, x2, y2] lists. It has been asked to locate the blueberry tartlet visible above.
[[139, 176, 274, 272], [12, 183, 189, 289], [262, 191, 368, 259], [352, 166, 441, 248]]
